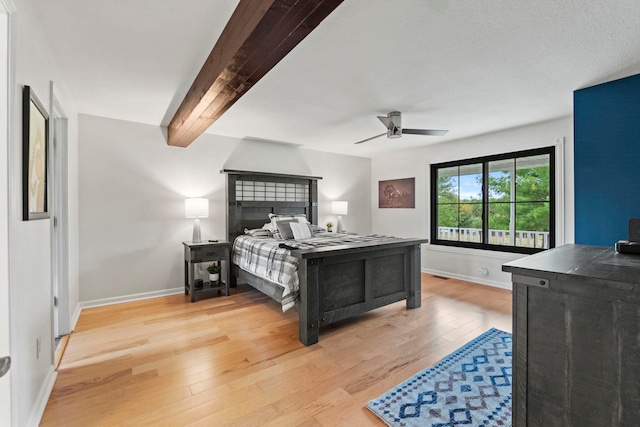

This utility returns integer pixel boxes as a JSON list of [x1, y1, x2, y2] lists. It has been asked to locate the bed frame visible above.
[[223, 169, 427, 346]]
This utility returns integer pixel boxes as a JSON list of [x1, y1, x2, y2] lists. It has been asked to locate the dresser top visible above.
[[503, 244, 640, 285]]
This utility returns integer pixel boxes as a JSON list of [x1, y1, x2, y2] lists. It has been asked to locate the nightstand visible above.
[[183, 241, 231, 302]]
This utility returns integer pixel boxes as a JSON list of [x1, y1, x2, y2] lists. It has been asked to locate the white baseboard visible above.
[[78, 287, 184, 311], [70, 303, 82, 332], [422, 268, 512, 291], [27, 367, 57, 427]]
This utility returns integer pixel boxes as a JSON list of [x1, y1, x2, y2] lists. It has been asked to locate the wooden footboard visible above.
[[294, 238, 426, 345], [232, 238, 426, 346]]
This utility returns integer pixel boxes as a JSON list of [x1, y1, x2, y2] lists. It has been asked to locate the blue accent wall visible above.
[[574, 73, 640, 246]]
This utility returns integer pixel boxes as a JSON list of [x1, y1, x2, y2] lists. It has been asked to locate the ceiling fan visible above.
[[354, 111, 448, 144]]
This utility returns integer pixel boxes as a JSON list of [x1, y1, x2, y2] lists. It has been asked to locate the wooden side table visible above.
[[183, 241, 231, 302]]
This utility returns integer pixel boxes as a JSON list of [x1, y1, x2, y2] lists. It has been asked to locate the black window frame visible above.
[[430, 146, 555, 255]]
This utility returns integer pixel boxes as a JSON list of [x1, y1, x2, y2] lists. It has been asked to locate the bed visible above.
[[223, 169, 427, 346]]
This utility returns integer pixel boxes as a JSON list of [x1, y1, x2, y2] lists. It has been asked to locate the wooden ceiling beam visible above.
[[167, 0, 344, 147]]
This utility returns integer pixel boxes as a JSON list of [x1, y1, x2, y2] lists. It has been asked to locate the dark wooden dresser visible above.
[[503, 244, 640, 427]]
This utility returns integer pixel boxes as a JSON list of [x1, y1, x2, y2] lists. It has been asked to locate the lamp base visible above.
[[192, 218, 202, 243], [336, 215, 343, 233]]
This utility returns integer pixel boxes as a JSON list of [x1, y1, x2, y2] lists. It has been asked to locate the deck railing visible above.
[[437, 227, 549, 249]]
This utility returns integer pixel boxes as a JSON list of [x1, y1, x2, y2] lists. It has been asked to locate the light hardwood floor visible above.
[[40, 274, 512, 426]]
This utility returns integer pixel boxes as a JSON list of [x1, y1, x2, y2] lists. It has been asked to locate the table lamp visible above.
[[185, 198, 209, 243], [332, 201, 348, 233]]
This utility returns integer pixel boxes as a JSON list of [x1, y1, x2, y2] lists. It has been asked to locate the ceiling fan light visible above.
[[387, 127, 402, 138]]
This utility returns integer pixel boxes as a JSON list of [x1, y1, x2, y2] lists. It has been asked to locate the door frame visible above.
[[49, 82, 70, 357], [0, 1, 16, 425]]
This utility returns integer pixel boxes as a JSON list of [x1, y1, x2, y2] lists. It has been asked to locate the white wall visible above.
[[78, 115, 371, 303], [302, 148, 372, 234], [372, 117, 574, 288], [7, 0, 79, 425], [0, 6, 12, 427]]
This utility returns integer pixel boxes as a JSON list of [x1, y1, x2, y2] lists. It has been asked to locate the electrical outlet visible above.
[[479, 267, 489, 276], [36, 338, 41, 359]]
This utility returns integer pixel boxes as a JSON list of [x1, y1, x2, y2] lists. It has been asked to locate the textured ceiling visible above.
[[30, 0, 640, 157]]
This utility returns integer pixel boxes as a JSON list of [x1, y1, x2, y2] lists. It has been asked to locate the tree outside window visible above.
[[431, 147, 555, 254]]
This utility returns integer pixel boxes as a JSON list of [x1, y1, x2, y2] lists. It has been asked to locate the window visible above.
[[430, 147, 555, 254]]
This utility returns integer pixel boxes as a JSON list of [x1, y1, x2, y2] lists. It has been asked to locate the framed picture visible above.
[[22, 85, 50, 220], [379, 177, 415, 208]]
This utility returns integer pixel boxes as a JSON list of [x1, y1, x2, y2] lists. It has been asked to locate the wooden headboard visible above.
[[222, 169, 321, 243]]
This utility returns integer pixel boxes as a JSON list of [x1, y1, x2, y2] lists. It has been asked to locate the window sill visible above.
[[425, 243, 527, 261]]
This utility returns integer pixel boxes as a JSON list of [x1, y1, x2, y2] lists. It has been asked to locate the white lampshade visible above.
[[332, 201, 348, 216], [185, 198, 209, 218], [185, 198, 208, 243]]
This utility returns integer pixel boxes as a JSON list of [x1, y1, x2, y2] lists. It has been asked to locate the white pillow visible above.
[[244, 228, 273, 238], [290, 222, 313, 240], [268, 213, 308, 230], [261, 222, 276, 232]]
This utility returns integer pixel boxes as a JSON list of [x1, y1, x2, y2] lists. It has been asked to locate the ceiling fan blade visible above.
[[402, 128, 449, 136], [377, 116, 393, 128], [354, 132, 386, 145]]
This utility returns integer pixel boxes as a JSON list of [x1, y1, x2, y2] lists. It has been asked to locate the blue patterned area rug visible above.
[[367, 328, 512, 427]]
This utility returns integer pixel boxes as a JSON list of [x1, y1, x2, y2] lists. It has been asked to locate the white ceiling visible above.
[[29, 0, 640, 158]]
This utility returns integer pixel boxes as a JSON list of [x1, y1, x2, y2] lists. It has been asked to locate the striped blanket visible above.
[[232, 233, 396, 312]]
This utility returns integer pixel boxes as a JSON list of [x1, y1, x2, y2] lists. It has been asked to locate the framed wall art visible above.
[[22, 85, 50, 220], [379, 177, 415, 208]]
